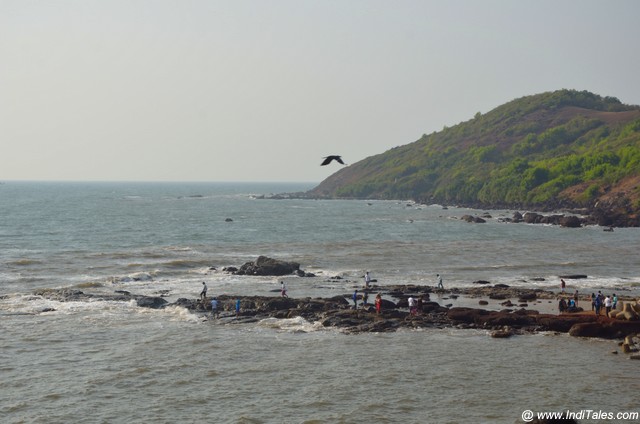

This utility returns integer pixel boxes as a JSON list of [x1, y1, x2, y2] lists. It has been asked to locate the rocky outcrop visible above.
[[520, 212, 584, 227], [136, 296, 168, 309], [569, 320, 640, 339], [32, 287, 640, 340], [33, 288, 168, 309], [234, 256, 303, 276], [461, 215, 486, 223]]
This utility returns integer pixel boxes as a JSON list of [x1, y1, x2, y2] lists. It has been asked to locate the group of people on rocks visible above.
[[558, 287, 580, 313], [200, 281, 241, 319], [356, 271, 442, 314], [200, 270, 444, 319], [352, 288, 384, 314], [591, 291, 617, 317], [557, 286, 620, 317]]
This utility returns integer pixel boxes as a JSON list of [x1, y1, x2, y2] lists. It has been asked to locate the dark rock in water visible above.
[[136, 296, 168, 309], [560, 215, 582, 228], [115, 290, 131, 295], [518, 292, 537, 301], [523, 212, 543, 223], [490, 329, 513, 338], [173, 298, 199, 309], [472, 280, 491, 285], [559, 274, 587, 279], [479, 300, 489, 305], [493, 284, 509, 288], [461, 214, 486, 223], [536, 315, 595, 333], [447, 307, 490, 324], [420, 301, 445, 313], [380, 298, 398, 310], [225, 218, 233, 222], [235, 256, 301, 276], [223, 266, 238, 273], [261, 297, 299, 311], [569, 321, 640, 339]]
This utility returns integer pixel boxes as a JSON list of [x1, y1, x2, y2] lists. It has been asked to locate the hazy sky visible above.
[[2, 0, 640, 183]]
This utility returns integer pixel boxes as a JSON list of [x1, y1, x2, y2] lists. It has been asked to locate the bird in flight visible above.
[[321, 155, 346, 166]]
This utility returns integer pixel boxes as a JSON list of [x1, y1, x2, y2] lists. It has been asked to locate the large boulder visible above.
[[560, 215, 582, 228], [523, 212, 543, 223], [569, 321, 640, 338], [447, 307, 490, 324], [461, 214, 486, 223], [136, 296, 168, 309], [535, 315, 596, 332], [235, 256, 301, 276]]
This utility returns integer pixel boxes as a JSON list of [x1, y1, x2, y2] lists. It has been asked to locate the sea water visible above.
[[1, 182, 639, 423]]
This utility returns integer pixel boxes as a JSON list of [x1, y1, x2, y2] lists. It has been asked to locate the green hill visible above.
[[308, 89, 640, 225]]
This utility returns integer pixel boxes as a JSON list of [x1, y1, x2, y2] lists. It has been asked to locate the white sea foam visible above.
[[257, 316, 324, 333]]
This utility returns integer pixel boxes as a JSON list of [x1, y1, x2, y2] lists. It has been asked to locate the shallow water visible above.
[[2, 311, 638, 424]]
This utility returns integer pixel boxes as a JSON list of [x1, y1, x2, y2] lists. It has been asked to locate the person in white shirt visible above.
[[604, 295, 612, 316], [408, 296, 416, 315]]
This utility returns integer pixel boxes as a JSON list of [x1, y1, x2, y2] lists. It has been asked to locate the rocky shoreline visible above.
[[266, 192, 640, 227], [32, 284, 640, 350]]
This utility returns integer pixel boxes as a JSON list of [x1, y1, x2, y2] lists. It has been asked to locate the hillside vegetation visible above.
[[308, 90, 640, 225]]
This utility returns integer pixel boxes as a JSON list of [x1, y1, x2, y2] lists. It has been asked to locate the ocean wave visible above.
[[257, 316, 324, 333], [108, 271, 156, 284], [76, 282, 104, 289], [0, 294, 139, 316]]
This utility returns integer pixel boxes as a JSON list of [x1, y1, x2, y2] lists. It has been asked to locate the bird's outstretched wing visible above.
[[321, 155, 345, 166]]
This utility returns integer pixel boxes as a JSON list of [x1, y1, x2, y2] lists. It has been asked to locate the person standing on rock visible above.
[[408, 296, 416, 315], [561, 279, 566, 293], [210, 297, 219, 319], [235, 298, 241, 317], [594, 294, 602, 316], [574, 290, 579, 306], [436, 274, 443, 289], [200, 282, 208, 300], [352, 289, 358, 309], [375, 293, 382, 314], [281, 281, 288, 298], [364, 271, 371, 289], [604, 295, 612, 316]]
